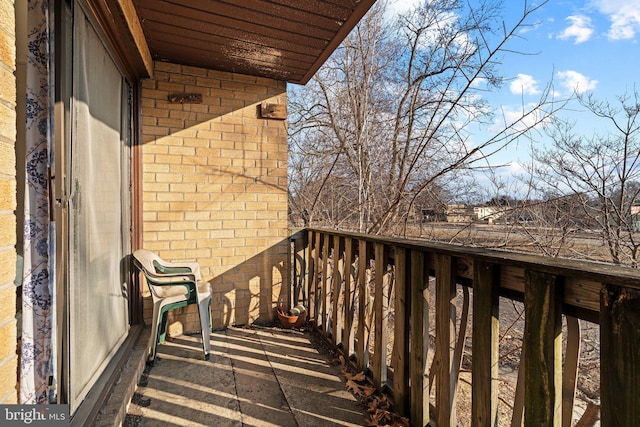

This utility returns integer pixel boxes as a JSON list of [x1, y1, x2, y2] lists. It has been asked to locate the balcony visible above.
[[120, 226, 640, 426]]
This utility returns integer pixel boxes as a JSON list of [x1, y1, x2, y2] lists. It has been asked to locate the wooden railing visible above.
[[289, 227, 640, 426]]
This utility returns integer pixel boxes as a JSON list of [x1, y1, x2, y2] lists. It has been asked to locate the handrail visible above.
[[297, 227, 640, 286], [290, 227, 640, 426]]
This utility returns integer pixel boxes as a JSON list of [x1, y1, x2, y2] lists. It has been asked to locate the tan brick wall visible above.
[[141, 62, 289, 332], [0, 0, 18, 403]]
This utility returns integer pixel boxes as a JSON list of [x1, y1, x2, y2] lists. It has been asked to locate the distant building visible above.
[[632, 205, 640, 231], [446, 204, 474, 223], [473, 206, 505, 223]]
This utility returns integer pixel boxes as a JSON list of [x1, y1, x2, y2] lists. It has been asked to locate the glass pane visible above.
[[69, 7, 129, 410]]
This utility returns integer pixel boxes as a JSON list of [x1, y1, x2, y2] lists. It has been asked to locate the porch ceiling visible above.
[[132, 0, 377, 84]]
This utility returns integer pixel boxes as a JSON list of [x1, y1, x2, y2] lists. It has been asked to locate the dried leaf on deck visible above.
[[345, 371, 366, 382], [346, 378, 362, 394], [361, 385, 377, 397]]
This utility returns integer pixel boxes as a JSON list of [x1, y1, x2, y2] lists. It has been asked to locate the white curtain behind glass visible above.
[[69, 7, 129, 410]]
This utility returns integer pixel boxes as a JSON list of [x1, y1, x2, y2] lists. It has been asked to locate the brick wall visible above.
[[141, 62, 289, 332], [0, 0, 18, 404]]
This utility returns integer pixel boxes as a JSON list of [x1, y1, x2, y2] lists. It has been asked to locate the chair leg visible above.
[[158, 311, 169, 344], [198, 297, 212, 360], [149, 302, 162, 363]]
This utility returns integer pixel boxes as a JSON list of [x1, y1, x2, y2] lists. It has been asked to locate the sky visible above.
[[387, 0, 640, 190]]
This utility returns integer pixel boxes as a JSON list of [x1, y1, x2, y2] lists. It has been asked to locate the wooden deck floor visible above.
[[125, 326, 368, 426]]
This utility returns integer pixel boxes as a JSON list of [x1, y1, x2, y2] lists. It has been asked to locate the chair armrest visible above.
[[133, 257, 200, 304], [144, 274, 199, 304], [153, 260, 202, 281], [153, 260, 192, 275], [146, 274, 196, 285], [145, 267, 198, 283]]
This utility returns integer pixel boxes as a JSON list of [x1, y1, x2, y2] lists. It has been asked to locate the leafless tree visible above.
[[289, 0, 558, 235], [530, 90, 640, 266]]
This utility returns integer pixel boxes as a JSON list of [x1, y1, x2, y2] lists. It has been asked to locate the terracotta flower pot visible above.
[[276, 309, 307, 328]]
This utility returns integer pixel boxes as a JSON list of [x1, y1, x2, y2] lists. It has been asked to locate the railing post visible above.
[[524, 270, 562, 427], [472, 260, 499, 426], [393, 247, 410, 417], [435, 253, 457, 427], [372, 242, 388, 388], [409, 250, 429, 427], [600, 284, 640, 425]]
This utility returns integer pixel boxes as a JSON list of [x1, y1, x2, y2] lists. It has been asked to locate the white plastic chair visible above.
[[133, 249, 211, 363]]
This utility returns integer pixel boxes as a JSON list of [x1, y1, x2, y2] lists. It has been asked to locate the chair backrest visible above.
[[133, 249, 197, 301], [133, 249, 164, 275]]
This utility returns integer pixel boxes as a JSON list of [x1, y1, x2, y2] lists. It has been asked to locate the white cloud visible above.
[[509, 74, 541, 96], [488, 103, 548, 134], [470, 77, 487, 88], [591, 0, 640, 40], [386, 0, 424, 16], [557, 70, 598, 94], [557, 15, 594, 44], [519, 18, 548, 35], [508, 162, 524, 174]]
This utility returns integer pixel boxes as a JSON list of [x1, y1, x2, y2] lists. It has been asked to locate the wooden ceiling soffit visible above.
[[299, 0, 377, 84], [83, 0, 153, 79], [134, 0, 378, 84]]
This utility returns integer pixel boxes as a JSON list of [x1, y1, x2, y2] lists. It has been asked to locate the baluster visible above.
[[524, 270, 562, 426], [356, 239, 368, 371], [562, 316, 580, 427], [435, 253, 457, 427], [302, 230, 311, 309], [312, 232, 321, 323], [321, 233, 329, 334], [453, 286, 469, 385], [511, 343, 525, 427], [292, 233, 306, 306], [472, 260, 499, 426], [342, 237, 355, 357], [372, 242, 388, 388], [332, 234, 342, 345], [409, 250, 429, 427], [393, 247, 409, 416], [574, 402, 600, 426]]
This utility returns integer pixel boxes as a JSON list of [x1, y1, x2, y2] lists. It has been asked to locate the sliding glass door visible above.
[[68, 5, 131, 411]]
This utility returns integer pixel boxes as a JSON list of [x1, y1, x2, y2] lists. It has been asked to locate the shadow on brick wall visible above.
[[209, 237, 290, 328], [149, 238, 291, 336]]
